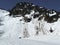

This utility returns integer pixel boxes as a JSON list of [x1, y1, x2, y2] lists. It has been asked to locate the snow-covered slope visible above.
[[1, 2, 60, 45], [0, 9, 9, 17], [0, 14, 60, 45], [0, 12, 60, 45]]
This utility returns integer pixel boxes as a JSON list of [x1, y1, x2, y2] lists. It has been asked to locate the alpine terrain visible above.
[[0, 2, 60, 45]]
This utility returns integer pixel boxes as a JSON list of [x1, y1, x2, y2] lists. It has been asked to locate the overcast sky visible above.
[[0, 0, 60, 11]]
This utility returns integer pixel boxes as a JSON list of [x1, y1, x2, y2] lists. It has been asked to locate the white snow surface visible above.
[[0, 9, 10, 17], [0, 9, 60, 45]]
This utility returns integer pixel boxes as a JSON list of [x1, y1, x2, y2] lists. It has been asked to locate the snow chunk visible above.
[[49, 11, 56, 16]]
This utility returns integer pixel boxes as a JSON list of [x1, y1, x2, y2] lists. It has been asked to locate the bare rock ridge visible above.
[[9, 2, 60, 23]]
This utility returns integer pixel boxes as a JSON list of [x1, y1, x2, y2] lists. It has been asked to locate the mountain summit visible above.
[[10, 2, 60, 23]]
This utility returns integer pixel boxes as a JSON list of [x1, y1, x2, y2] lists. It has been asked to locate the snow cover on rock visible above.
[[0, 2, 60, 45], [0, 3, 60, 45], [49, 11, 57, 16]]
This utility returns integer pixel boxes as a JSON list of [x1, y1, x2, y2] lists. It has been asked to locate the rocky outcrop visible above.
[[9, 2, 60, 23]]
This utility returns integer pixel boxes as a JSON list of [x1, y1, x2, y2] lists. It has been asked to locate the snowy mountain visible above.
[[9, 2, 60, 36], [0, 2, 60, 45]]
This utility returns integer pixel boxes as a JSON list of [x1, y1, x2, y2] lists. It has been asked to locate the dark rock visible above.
[[33, 14, 40, 18], [9, 2, 60, 23], [24, 17, 32, 22], [49, 28, 54, 33]]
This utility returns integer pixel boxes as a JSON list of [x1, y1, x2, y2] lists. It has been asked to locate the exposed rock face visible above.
[[10, 2, 60, 23]]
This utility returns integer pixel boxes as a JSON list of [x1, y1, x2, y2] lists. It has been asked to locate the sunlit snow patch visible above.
[[0, 9, 10, 17]]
